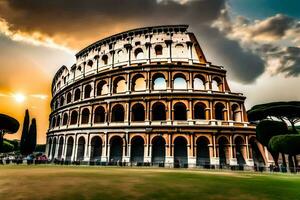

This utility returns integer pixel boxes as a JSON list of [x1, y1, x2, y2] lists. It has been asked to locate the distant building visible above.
[[46, 25, 269, 168]]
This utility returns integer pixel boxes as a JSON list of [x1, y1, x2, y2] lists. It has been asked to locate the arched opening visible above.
[[235, 137, 246, 166], [132, 74, 146, 91], [67, 92, 72, 104], [54, 101, 59, 110], [174, 44, 185, 57], [231, 104, 241, 122], [134, 48, 144, 60], [173, 74, 187, 90], [56, 115, 61, 127], [130, 136, 144, 163], [196, 137, 210, 167], [96, 81, 108, 96], [90, 136, 102, 161], [76, 136, 85, 161], [81, 108, 90, 124], [57, 137, 64, 159], [116, 50, 124, 63], [174, 137, 188, 168], [212, 77, 222, 91], [66, 137, 74, 161], [174, 102, 187, 120], [62, 113, 68, 126], [84, 85, 92, 99], [215, 103, 225, 120], [194, 102, 206, 120], [109, 136, 123, 163], [94, 106, 105, 123], [218, 137, 229, 167], [48, 138, 52, 158], [51, 117, 56, 128], [152, 136, 165, 165], [155, 45, 163, 56], [87, 60, 93, 67], [74, 88, 81, 101], [152, 102, 166, 121], [102, 55, 108, 65], [51, 138, 57, 160], [194, 75, 205, 90], [60, 96, 65, 107], [111, 104, 125, 122], [131, 103, 145, 122], [70, 111, 78, 125], [153, 73, 166, 90], [249, 137, 265, 168], [113, 77, 126, 93]]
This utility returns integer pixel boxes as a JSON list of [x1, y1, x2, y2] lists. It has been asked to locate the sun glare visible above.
[[13, 93, 26, 103]]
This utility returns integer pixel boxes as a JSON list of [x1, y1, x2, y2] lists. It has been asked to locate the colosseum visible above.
[[46, 25, 270, 168]]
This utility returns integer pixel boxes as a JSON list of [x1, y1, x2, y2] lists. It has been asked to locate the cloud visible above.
[[213, 6, 300, 78]]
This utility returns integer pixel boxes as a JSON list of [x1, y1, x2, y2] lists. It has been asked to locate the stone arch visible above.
[[152, 73, 166, 90], [134, 48, 144, 60], [151, 136, 166, 165], [154, 45, 163, 56], [66, 92, 72, 104], [174, 102, 187, 120], [55, 115, 61, 127], [130, 136, 144, 163], [218, 136, 230, 166], [111, 104, 125, 122], [51, 117, 56, 128], [196, 136, 210, 167], [212, 76, 223, 91], [109, 136, 123, 163], [113, 76, 126, 93], [62, 113, 68, 126], [57, 137, 64, 159], [84, 84, 92, 99], [60, 96, 65, 107], [152, 102, 166, 121], [234, 136, 246, 166], [173, 73, 187, 90], [70, 110, 78, 125], [231, 104, 241, 122], [51, 137, 57, 160], [87, 60, 93, 67], [132, 74, 146, 91], [131, 103, 145, 122], [66, 136, 74, 161], [174, 43, 185, 58], [102, 55, 108, 65], [81, 108, 90, 124], [174, 136, 188, 168], [215, 102, 225, 120], [194, 74, 206, 90], [74, 88, 81, 101], [194, 102, 206, 120], [94, 106, 105, 123], [90, 136, 102, 161], [76, 136, 85, 161], [96, 80, 108, 96]]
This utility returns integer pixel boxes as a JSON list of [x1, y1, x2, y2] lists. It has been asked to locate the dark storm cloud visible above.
[[277, 47, 300, 77], [0, 0, 265, 83]]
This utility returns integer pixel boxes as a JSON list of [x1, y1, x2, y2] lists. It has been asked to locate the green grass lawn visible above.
[[0, 166, 300, 200]]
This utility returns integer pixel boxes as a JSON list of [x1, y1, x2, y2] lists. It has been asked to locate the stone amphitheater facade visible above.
[[46, 25, 269, 168]]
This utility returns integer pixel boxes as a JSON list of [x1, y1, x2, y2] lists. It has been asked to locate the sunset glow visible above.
[[13, 93, 26, 103]]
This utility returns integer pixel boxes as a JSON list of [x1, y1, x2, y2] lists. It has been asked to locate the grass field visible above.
[[0, 166, 300, 200]]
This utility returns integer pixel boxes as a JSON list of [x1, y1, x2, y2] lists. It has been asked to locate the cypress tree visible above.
[[28, 118, 37, 154], [20, 109, 30, 155]]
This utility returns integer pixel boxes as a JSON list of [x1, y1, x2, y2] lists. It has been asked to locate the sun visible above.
[[13, 93, 26, 103]]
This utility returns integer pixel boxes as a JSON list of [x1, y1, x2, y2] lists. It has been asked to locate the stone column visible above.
[[188, 134, 196, 168], [145, 42, 151, 64], [165, 39, 172, 63], [126, 73, 131, 94], [186, 41, 193, 64], [124, 43, 132, 66]]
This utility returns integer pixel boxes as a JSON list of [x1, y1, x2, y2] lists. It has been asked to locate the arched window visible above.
[[87, 60, 93, 67], [174, 44, 185, 57], [66, 137, 74, 161], [84, 85, 92, 99], [51, 117, 56, 128], [62, 113, 68, 126], [102, 55, 108, 65], [152, 136, 165, 164], [81, 108, 90, 124], [76, 136, 85, 161], [57, 137, 64, 159], [94, 106, 105, 123], [66, 92, 72, 104], [174, 102, 187, 120], [173, 74, 187, 90], [194, 103, 206, 120], [212, 77, 222, 91], [196, 137, 210, 166], [153, 73, 166, 90], [231, 104, 241, 122], [113, 77, 126, 93], [131, 136, 144, 163], [134, 48, 144, 60], [218, 137, 229, 166], [110, 136, 123, 163], [74, 88, 81, 101], [70, 111, 78, 125], [132, 103, 145, 122], [132, 74, 145, 91], [60, 96, 65, 107], [96, 81, 108, 96], [91, 136, 102, 160], [56, 115, 61, 127], [152, 102, 166, 121], [215, 103, 225, 120], [54, 101, 59, 110], [116, 50, 124, 63], [155, 45, 163, 56], [111, 104, 125, 122], [194, 75, 205, 90], [174, 136, 188, 168]]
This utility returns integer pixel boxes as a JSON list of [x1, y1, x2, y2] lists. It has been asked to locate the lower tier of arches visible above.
[[46, 131, 267, 168]]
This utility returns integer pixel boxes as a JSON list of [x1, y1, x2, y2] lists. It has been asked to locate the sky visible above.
[[0, 0, 299, 144]]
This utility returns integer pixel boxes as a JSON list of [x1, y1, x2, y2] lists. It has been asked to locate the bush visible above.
[[2, 141, 14, 153], [269, 134, 300, 155]]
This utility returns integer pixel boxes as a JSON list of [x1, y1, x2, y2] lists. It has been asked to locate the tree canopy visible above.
[[0, 114, 20, 134]]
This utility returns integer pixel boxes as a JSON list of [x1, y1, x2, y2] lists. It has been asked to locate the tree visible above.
[[0, 114, 20, 153], [20, 110, 30, 155], [28, 118, 37, 154]]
